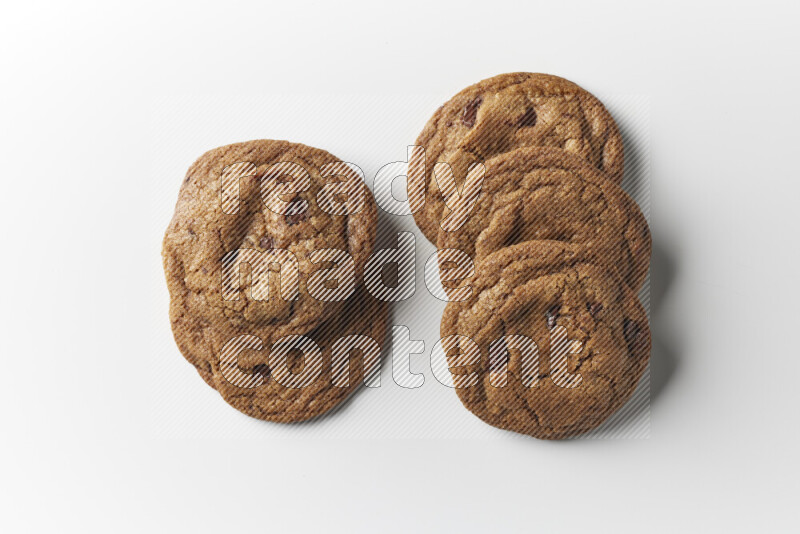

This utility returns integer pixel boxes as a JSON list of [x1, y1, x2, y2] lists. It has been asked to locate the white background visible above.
[[1, 1, 798, 532]]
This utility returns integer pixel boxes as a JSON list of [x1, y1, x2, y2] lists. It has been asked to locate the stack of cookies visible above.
[[162, 140, 387, 422], [410, 73, 652, 439]]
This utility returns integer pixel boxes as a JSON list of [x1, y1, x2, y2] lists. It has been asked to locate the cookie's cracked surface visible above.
[[208, 284, 388, 422], [163, 140, 377, 354], [437, 147, 651, 293], [172, 283, 387, 422], [440, 241, 650, 439], [163, 140, 387, 421], [409, 73, 624, 244]]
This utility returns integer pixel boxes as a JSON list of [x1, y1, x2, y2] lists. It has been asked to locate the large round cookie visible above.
[[440, 241, 650, 439], [163, 140, 377, 363], [202, 284, 388, 422], [409, 72, 624, 244], [437, 147, 651, 293]]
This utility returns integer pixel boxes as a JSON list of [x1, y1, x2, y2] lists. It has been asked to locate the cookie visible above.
[[437, 147, 651, 293], [440, 241, 650, 439], [409, 73, 624, 243], [199, 284, 388, 422], [163, 140, 377, 368]]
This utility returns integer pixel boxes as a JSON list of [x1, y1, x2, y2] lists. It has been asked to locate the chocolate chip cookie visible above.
[[437, 147, 651, 293], [163, 140, 377, 366], [409, 73, 624, 244], [440, 241, 650, 439], [195, 284, 388, 422]]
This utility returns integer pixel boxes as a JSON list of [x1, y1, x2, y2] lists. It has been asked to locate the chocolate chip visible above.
[[623, 318, 646, 353], [517, 107, 537, 127], [461, 96, 483, 127], [284, 197, 307, 226], [587, 302, 603, 317], [286, 212, 307, 226], [259, 236, 273, 249], [545, 304, 560, 330], [252, 364, 271, 381], [187, 228, 196, 236]]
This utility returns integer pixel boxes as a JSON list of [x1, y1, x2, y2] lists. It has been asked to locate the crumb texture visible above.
[[440, 241, 650, 439]]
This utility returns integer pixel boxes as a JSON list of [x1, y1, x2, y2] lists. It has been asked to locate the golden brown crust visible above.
[[163, 140, 385, 422], [440, 241, 650, 439], [209, 285, 388, 422], [172, 284, 388, 422], [163, 140, 377, 349], [437, 147, 651, 293], [410, 72, 624, 244]]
